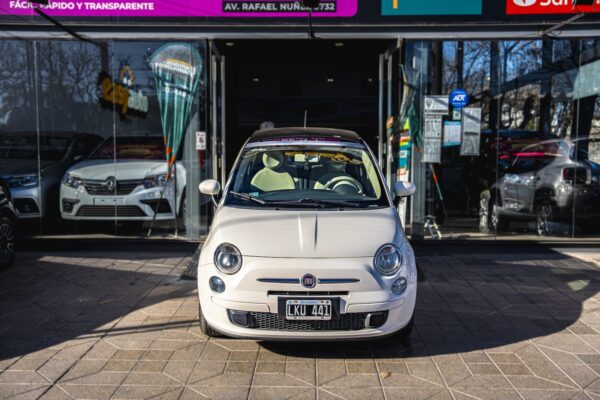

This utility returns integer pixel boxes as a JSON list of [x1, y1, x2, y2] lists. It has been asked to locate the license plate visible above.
[[94, 197, 124, 206], [285, 299, 332, 321]]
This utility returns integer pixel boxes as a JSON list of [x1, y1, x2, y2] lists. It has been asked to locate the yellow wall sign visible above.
[[98, 68, 149, 118]]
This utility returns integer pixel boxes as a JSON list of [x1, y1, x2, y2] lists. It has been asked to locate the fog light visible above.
[[365, 312, 387, 329], [209, 276, 225, 293], [391, 277, 407, 295], [228, 310, 254, 327], [62, 198, 79, 213]]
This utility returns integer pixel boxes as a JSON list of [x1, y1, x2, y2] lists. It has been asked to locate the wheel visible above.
[[0, 217, 16, 271], [178, 195, 187, 231], [536, 204, 553, 236], [199, 304, 223, 338], [479, 192, 509, 233], [479, 193, 491, 233]]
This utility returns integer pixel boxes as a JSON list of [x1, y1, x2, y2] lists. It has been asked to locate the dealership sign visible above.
[[3, 0, 357, 17], [507, 0, 600, 14], [382, 0, 482, 15]]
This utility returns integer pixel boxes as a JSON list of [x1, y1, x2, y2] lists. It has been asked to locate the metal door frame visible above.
[[209, 41, 227, 185]]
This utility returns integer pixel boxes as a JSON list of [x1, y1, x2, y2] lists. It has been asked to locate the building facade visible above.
[[1, 0, 600, 241]]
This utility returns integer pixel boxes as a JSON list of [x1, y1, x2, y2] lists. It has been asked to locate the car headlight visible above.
[[7, 175, 38, 188], [63, 173, 81, 189], [373, 244, 403, 276], [143, 174, 168, 188], [214, 243, 242, 275]]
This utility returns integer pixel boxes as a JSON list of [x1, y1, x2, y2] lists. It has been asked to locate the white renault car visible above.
[[60, 135, 185, 222], [197, 128, 417, 340]]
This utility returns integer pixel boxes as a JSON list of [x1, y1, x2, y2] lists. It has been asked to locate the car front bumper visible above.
[[197, 255, 417, 340], [9, 185, 42, 219], [60, 183, 178, 221]]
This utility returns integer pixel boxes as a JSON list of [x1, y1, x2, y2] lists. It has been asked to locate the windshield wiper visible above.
[[272, 198, 362, 208], [229, 191, 267, 205]]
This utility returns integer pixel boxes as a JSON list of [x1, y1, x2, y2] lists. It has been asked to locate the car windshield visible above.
[[89, 136, 166, 160], [224, 143, 390, 209], [0, 134, 71, 161]]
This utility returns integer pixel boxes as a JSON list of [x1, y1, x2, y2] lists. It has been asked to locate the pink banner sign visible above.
[[2, 0, 358, 17]]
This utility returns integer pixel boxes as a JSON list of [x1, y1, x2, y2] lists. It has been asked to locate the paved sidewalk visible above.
[[1, 246, 600, 399]]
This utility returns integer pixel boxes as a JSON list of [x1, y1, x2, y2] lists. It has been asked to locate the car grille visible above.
[[82, 179, 144, 196], [245, 311, 385, 331], [76, 205, 146, 217]]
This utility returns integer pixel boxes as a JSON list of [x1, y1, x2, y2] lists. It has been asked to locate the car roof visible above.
[[249, 127, 362, 144]]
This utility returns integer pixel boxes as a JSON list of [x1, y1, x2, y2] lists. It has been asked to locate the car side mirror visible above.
[[199, 179, 221, 206], [393, 181, 416, 198]]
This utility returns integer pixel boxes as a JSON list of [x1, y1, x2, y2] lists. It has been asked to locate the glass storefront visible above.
[[1, 36, 599, 242], [398, 39, 600, 240], [0, 39, 210, 240]]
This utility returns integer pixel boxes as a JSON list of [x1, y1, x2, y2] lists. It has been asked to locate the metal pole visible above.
[[220, 56, 227, 186], [378, 54, 384, 168], [386, 53, 393, 185], [210, 49, 218, 181]]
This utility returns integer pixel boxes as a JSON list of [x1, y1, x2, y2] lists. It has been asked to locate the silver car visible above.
[[480, 138, 600, 236], [0, 131, 102, 221]]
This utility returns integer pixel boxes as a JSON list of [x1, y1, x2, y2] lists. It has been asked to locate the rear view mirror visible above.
[[393, 181, 416, 198], [199, 179, 221, 196]]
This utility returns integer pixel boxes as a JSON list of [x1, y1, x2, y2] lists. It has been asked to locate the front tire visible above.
[[199, 304, 223, 338], [479, 192, 509, 233], [0, 217, 16, 271], [536, 204, 553, 237]]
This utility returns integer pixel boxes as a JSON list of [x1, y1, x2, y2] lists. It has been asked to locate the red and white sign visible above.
[[507, 0, 600, 15]]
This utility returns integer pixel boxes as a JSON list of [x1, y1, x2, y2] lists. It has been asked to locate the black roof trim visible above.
[[249, 127, 362, 143]]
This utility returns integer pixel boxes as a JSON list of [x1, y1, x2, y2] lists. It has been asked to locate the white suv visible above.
[[60, 136, 185, 222]]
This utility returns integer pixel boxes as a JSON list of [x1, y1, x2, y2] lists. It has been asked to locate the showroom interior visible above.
[[1, 0, 600, 241]]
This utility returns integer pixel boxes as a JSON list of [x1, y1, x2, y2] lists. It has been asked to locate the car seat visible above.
[[310, 157, 349, 190], [250, 151, 296, 192]]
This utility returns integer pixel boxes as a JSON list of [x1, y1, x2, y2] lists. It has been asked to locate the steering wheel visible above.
[[323, 176, 364, 194]]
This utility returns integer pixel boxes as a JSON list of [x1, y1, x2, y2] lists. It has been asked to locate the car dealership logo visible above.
[[104, 176, 116, 192], [513, 0, 536, 6], [301, 274, 316, 289]]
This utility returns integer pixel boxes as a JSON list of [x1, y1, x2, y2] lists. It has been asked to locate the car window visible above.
[[225, 144, 389, 209], [0, 134, 71, 161], [510, 141, 567, 173], [89, 137, 166, 160], [574, 139, 600, 165]]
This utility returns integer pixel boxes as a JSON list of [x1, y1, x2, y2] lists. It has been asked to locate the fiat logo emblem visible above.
[[301, 274, 316, 289], [105, 176, 116, 192]]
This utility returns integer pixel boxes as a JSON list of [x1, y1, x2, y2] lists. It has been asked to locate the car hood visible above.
[[206, 205, 404, 258], [0, 159, 56, 176], [67, 159, 167, 180]]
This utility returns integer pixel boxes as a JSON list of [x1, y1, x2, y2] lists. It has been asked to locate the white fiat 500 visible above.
[[197, 128, 417, 340]]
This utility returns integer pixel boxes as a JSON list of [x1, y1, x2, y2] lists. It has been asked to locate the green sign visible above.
[[149, 43, 203, 178], [382, 0, 482, 16]]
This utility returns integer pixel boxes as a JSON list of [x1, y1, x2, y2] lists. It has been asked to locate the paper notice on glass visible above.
[[460, 107, 482, 156], [424, 96, 449, 115], [423, 115, 442, 163], [196, 131, 206, 150], [443, 121, 461, 147], [424, 115, 443, 138]]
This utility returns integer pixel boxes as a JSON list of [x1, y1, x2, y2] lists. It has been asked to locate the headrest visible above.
[[323, 156, 346, 172], [262, 151, 284, 171]]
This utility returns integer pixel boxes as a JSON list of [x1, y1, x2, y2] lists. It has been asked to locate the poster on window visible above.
[[423, 115, 442, 163], [460, 107, 481, 156], [443, 121, 461, 147]]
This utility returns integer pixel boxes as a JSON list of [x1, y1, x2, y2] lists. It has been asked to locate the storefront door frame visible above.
[[209, 41, 227, 186]]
